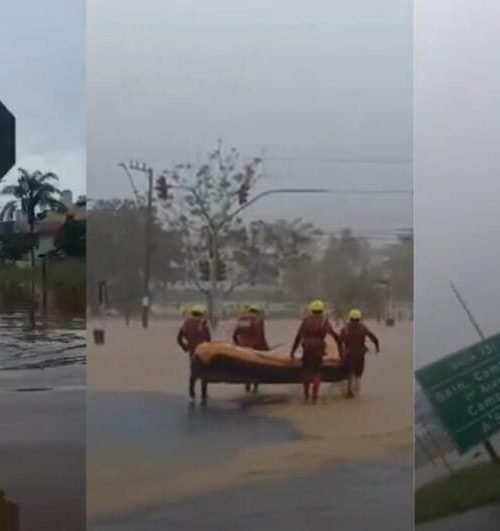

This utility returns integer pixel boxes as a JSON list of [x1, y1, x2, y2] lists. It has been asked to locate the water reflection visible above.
[[0, 490, 20, 531], [0, 280, 85, 372], [0, 277, 85, 531]]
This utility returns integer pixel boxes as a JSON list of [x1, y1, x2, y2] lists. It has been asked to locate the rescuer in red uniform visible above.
[[340, 309, 380, 399], [290, 300, 342, 403], [233, 304, 270, 393], [177, 304, 211, 403]]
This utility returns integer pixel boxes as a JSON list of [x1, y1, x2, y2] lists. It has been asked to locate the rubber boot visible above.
[[346, 375, 355, 399], [201, 380, 208, 406], [303, 381, 310, 402], [354, 377, 361, 398], [311, 375, 321, 404], [245, 383, 252, 393], [189, 376, 196, 401]]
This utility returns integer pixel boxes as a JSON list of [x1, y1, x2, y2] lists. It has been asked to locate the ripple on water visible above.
[[0, 312, 85, 371]]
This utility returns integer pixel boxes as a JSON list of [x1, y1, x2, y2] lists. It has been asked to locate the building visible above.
[[35, 190, 87, 254], [0, 189, 86, 263], [35, 190, 86, 257]]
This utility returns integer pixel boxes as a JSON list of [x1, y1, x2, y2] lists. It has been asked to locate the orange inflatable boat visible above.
[[192, 341, 347, 384]]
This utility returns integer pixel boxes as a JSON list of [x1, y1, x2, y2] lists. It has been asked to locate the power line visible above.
[[246, 186, 412, 196], [245, 155, 412, 165], [325, 188, 412, 195]]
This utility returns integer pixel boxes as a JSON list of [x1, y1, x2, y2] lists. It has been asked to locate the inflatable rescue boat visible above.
[[192, 341, 348, 384]]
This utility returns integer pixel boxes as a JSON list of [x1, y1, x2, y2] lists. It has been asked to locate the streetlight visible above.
[[156, 180, 329, 326]]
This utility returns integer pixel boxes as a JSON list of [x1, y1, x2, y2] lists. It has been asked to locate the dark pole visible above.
[[142, 168, 153, 328], [41, 255, 47, 314], [450, 283, 500, 463]]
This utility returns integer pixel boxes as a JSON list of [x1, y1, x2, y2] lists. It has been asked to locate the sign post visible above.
[[450, 283, 500, 462], [0, 100, 15, 180]]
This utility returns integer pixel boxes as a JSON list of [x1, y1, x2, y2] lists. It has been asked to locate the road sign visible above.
[[0, 100, 15, 180], [416, 332, 500, 454]]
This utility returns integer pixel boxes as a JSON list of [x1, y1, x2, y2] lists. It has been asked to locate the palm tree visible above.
[[0, 169, 67, 267]]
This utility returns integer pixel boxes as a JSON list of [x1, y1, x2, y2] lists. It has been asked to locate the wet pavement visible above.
[[0, 309, 86, 531], [0, 389, 85, 531], [90, 456, 413, 531]]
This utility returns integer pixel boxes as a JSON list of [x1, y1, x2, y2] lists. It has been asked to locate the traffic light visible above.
[[155, 176, 169, 200], [199, 259, 210, 281], [216, 260, 227, 281], [238, 183, 249, 205]]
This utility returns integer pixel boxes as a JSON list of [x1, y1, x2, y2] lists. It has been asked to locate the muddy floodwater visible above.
[[0, 294, 86, 531], [88, 318, 413, 529]]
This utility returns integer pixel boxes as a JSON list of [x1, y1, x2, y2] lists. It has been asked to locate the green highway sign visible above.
[[416, 332, 500, 454]]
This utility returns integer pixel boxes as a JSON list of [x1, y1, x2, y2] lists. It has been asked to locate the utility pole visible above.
[[450, 282, 500, 463], [41, 254, 48, 315], [120, 161, 155, 328], [142, 167, 153, 328]]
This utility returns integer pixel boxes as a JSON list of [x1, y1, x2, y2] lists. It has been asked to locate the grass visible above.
[[0, 258, 85, 287], [415, 462, 500, 524]]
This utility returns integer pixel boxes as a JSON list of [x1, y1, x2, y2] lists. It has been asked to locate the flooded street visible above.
[[0, 312, 85, 395], [0, 313, 85, 372], [88, 318, 413, 528], [0, 296, 86, 531], [90, 456, 412, 531]]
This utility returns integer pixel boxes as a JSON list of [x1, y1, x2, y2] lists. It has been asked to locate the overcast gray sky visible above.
[[0, 0, 85, 196], [88, 0, 412, 235], [415, 0, 500, 366]]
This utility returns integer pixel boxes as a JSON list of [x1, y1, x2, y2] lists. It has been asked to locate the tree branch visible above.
[[223, 273, 247, 296], [183, 238, 209, 295]]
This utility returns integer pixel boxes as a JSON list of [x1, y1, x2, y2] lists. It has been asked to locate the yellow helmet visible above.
[[242, 303, 259, 312], [348, 308, 362, 321], [308, 299, 325, 313], [190, 304, 206, 315]]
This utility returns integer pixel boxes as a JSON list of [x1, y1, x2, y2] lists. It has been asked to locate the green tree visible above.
[[55, 217, 86, 257], [87, 199, 184, 317], [321, 228, 377, 318], [385, 233, 413, 303], [252, 219, 321, 299], [0, 233, 36, 264], [0, 169, 66, 266]]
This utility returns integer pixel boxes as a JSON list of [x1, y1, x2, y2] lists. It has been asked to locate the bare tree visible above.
[[159, 142, 263, 327]]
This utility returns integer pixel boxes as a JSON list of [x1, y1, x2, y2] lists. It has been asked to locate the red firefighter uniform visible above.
[[291, 300, 342, 403], [340, 309, 379, 398], [177, 306, 211, 401], [233, 306, 269, 393], [232, 311, 269, 350], [233, 306, 269, 392]]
